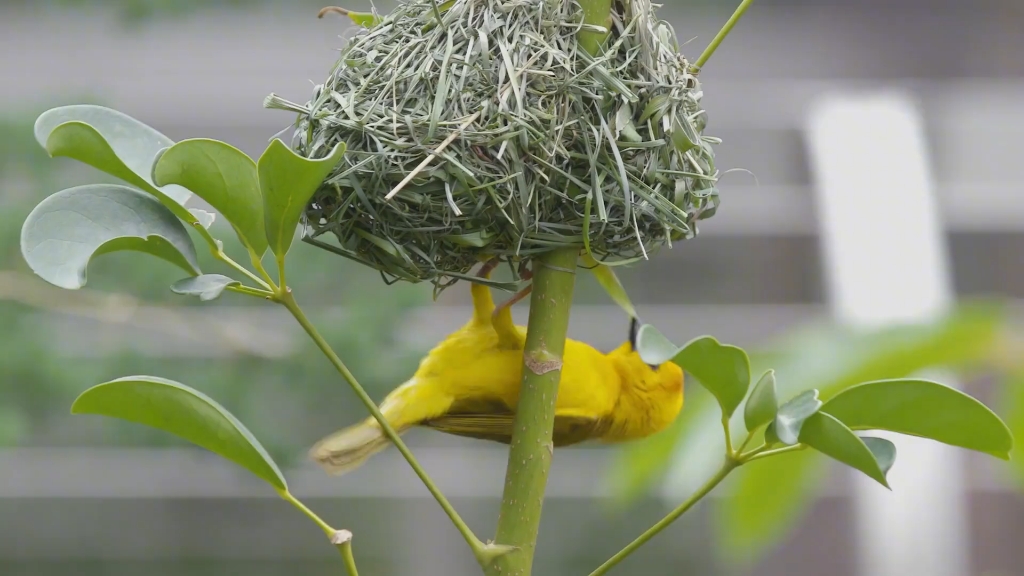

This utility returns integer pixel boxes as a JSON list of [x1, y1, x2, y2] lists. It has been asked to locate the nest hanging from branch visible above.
[[267, 0, 720, 291]]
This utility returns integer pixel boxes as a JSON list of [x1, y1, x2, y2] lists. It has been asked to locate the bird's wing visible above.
[[420, 399, 607, 446]]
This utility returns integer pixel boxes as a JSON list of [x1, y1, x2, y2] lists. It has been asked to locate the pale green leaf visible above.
[[862, 437, 897, 477], [189, 209, 217, 229], [774, 389, 822, 445], [171, 274, 240, 302], [21, 184, 200, 289], [34, 105, 197, 218]]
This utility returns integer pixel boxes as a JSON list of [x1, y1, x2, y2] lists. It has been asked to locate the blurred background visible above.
[[2, 0, 1024, 574]]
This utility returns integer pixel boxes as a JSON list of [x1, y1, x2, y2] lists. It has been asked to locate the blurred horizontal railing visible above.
[[26, 299, 1024, 359], [0, 445, 1010, 500]]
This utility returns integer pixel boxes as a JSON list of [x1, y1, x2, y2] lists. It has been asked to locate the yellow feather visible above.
[[309, 266, 684, 476]]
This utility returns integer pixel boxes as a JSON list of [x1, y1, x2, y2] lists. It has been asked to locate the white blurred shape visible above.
[[805, 91, 968, 576]]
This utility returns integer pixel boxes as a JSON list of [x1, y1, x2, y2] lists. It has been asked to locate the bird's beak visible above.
[[628, 316, 640, 350]]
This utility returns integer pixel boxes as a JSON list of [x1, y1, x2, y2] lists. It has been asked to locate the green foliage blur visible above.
[[0, 106, 430, 469]]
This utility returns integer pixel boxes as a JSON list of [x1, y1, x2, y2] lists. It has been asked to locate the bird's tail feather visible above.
[[309, 421, 396, 476], [309, 379, 449, 475]]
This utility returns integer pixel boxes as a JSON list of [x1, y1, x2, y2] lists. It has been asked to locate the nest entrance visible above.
[[270, 0, 720, 291]]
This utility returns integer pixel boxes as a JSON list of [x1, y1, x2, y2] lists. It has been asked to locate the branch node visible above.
[[331, 529, 354, 545], [477, 543, 519, 564], [524, 349, 562, 375]]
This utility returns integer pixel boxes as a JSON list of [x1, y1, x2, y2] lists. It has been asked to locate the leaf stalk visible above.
[[588, 457, 739, 576]]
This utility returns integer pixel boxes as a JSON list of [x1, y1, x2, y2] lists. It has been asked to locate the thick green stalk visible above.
[[485, 248, 579, 576], [577, 0, 613, 55], [588, 458, 739, 576]]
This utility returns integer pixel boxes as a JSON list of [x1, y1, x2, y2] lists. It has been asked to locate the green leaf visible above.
[[799, 412, 890, 488], [637, 326, 751, 417], [171, 274, 240, 301], [705, 301, 1003, 569], [258, 139, 346, 260], [347, 10, 383, 27], [153, 139, 267, 257], [821, 378, 1013, 459], [774, 389, 822, 445], [21, 184, 201, 289], [634, 323, 679, 364], [582, 253, 637, 318], [862, 437, 897, 477], [716, 449, 826, 566], [764, 421, 781, 446], [1004, 370, 1024, 487], [71, 376, 287, 491], [744, 369, 778, 431], [34, 105, 198, 219]]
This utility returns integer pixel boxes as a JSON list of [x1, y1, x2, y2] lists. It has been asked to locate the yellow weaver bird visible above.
[[309, 262, 685, 475]]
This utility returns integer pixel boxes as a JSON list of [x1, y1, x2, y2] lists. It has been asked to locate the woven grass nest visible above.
[[269, 0, 721, 290]]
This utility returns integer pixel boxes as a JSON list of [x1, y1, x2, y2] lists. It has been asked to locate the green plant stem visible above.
[[278, 489, 360, 576], [742, 443, 807, 463], [250, 253, 278, 290], [278, 488, 335, 536], [215, 249, 273, 291], [734, 429, 757, 455], [277, 289, 493, 564], [334, 532, 360, 576], [577, 0, 613, 55], [721, 415, 735, 455], [691, 0, 758, 71], [226, 284, 275, 298], [485, 248, 579, 576], [276, 256, 288, 295], [588, 457, 739, 576]]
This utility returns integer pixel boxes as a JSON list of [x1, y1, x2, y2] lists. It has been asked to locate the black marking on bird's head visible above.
[[628, 316, 660, 370]]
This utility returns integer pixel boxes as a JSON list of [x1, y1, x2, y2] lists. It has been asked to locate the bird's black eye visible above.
[[628, 316, 640, 350]]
